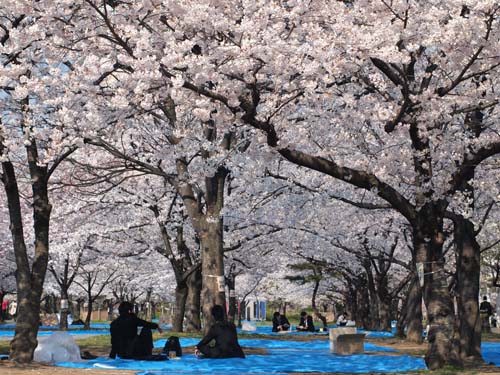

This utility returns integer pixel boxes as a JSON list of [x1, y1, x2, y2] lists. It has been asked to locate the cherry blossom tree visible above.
[[0, 2, 81, 361]]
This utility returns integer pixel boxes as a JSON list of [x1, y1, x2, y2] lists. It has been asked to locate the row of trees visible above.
[[0, 0, 499, 370]]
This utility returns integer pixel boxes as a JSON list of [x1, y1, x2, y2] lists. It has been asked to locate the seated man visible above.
[[272, 311, 291, 332], [297, 311, 315, 332], [336, 312, 348, 327], [195, 305, 245, 358], [109, 301, 163, 359]]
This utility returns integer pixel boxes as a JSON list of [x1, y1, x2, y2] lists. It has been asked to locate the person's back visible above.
[[110, 314, 139, 358], [480, 299, 493, 316], [110, 301, 162, 359], [279, 314, 290, 330], [195, 305, 245, 359]]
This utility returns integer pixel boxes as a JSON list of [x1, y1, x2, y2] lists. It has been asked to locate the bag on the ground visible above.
[[163, 336, 182, 356]]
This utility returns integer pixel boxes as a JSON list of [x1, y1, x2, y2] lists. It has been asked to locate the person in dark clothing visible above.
[[480, 296, 494, 332], [195, 305, 245, 359], [109, 301, 163, 359], [297, 311, 315, 332], [272, 311, 290, 332]]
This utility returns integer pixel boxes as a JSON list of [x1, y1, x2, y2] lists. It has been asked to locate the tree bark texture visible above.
[[172, 282, 188, 332], [404, 274, 424, 343], [454, 216, 482, 364], [413, 206, 461, 370], [185, 268, 202, 332], [2, 142, 51, 363]]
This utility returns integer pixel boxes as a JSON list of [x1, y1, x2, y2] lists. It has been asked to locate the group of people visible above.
[[110, 302, 244, 360], [110, 302, 349, 361], [272, 311, 316, 332]]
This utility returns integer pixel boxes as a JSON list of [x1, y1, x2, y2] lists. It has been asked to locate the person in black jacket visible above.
[[109, 301, 163, 359], [480, 296, 494, 332], [272, 311, 290, 332], [297, 311, 315, 332], [195, 305, 245, 359]]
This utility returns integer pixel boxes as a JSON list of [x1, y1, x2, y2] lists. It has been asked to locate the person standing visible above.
[[109, 301, 163, 359], [195, 305, 245, 358], [480, 296, 493, 332]]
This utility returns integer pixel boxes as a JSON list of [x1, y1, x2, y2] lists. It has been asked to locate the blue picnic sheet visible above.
[[154, 338, 397, 352], [55, 351, 426, 373], [54, 337, 424, 373], [0, 329, 108, 337]]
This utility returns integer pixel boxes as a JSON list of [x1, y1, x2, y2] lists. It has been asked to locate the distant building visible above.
[[242, 298, 266, 321]]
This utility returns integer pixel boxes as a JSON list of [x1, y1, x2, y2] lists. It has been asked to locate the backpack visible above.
[[163, 336, 182, 357]]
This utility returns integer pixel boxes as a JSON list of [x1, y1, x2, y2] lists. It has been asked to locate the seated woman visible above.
[[272, 311, 291, 332], [195, 305, 245, 359], [297, 311, 315, 332]]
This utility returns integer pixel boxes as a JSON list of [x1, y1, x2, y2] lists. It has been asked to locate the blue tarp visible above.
[[55, 337, 422, 373], [237, 325, 395, 338], [154, 338, 397, 352], [480, 342, 500, 365], [0, 330, 108, 337], [56, 352, 426, 373]]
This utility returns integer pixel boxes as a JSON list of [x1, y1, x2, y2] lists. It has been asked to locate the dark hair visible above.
[[211, 304, 225, 321], [118, 301, 133, 315], [483, 296, 488, 301], [273, 311, 280, 318], [300, 311, 307, 317]]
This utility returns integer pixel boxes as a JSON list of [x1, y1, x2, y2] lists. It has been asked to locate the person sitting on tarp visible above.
[[272, 311, 290, 332], [194, 305, 245, 359], [297, 311, 315, 332], [109, 301, 163, 359], [336, 312, 348, 327]]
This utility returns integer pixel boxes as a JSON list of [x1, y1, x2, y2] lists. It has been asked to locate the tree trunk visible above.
[[377, 298, 392, 332], [84, 298, 92, 330], [59, 288, 69, 330], [404, 274, 423, 343], [185, 268, 202, 332], [237, 299, 249, 328], [227, 271, 237, 324], [200, 217, 226, 331], [414, 206, 461, 369], [311, 278, 327, 329], [454, 215, 482, 364], [172, 282, 188, 332], [2, 143, 51, 363]]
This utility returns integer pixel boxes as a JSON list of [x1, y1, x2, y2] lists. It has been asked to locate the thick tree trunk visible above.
[[454, 216, 482, 364], [172, 282, 188, 332], [2, 144, 51, 363], [200, 218, 226, 331], [404, 274, 423, 343], [176, 161, 228, 332], [354, 281, 369, 329], [377, 299, 392, 332], [185, 268, 202, 332], [414, 207, 461, 370]]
